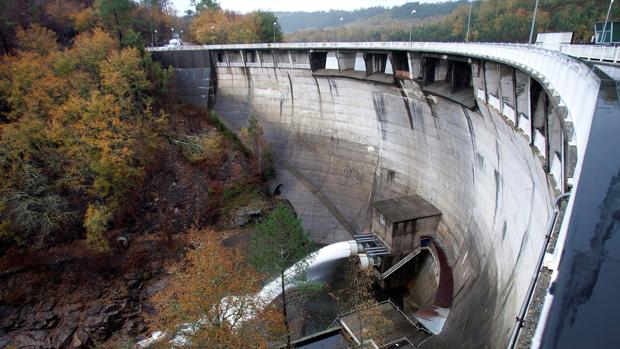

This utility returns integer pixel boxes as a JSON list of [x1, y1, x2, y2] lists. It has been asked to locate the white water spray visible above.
[[137, 240, 361, 347], [255, 240, 361, 304]]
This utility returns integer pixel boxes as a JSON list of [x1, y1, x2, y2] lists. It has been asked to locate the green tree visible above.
[[256, 11, 283, 43], [93, 0, 136, 43], [248, 203, 316, 348], [192, 0, 221, 12]]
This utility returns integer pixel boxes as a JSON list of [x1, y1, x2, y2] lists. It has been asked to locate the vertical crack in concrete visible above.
[[398, 80, 415, 130], [493, 169, 502, 224], [286, 71, 294, 110], [463, 107, 477, 181], [313, 75, 324, 119], [372, 92, 387, 141]]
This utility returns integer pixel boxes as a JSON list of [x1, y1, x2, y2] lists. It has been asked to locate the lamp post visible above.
[[339, 17, 343, 42], [601, 0, 615, 44], [409, 9, 416, 43], [154, 29, 158, 46], [466, 0, 473, 42], [211, 25, 215, 45], [528, 0, 539, 46], [273, 21, 277, 43]]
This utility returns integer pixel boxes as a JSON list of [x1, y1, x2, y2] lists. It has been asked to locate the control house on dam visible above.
[[149, 42, 620, 349]]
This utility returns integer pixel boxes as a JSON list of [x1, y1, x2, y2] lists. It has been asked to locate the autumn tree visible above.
[[191, 9, 283, 44], [340, 258, 392, 347], [0, 26, 171, 251], [152, 229, 284, 348], [249, 204, 317, 348]]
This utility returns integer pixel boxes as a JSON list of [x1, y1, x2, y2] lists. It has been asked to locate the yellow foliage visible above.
[[72, 28, 118, 74], [0, 26, 164, 247], [15, 24, 58, 55], [71, 7, 97, 32], [99, 47, 150, 112], [84, 204, 111, 252], [191, 9, 231, 44], [153, 229, 284, 348]]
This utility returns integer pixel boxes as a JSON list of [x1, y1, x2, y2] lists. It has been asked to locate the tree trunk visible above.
[[0, 26, 11, 54], [280, 270, 292, 348]]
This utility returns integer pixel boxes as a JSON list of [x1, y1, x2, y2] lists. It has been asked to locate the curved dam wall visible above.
[[211, 65, 554, 348]]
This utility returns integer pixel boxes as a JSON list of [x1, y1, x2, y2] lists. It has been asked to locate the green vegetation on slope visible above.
[[0, 25, 172, 251], [276, 1, 466, 34], [286, 0, 620, 43]]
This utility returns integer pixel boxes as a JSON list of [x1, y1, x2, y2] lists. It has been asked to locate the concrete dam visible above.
[[150, 43, 620, 348]]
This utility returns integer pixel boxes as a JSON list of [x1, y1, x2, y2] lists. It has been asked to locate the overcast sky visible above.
[[171, 0, 451, 14]]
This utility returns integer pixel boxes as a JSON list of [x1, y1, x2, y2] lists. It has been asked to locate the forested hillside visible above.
[[285, 0, 620, 43], [0, 1, 295, 346], [276, 1, 466, 34]]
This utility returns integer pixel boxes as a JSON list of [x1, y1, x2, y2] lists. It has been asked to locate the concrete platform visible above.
[[313, 69, 395, 84], [338, 300, 432, 348], [422, 81, 476, 109]]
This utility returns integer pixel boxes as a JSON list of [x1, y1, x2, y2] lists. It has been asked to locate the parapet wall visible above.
[[212, 65, 554, 348]]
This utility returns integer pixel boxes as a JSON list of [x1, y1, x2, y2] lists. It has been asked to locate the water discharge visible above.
[[138, 241, 360, 347], [256, 240, 360, 305]]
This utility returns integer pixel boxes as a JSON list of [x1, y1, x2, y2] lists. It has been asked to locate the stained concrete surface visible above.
[[211, 65, 553, 348]]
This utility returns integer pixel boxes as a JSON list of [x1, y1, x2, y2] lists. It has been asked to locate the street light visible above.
[[466, 1, 473, 43], [154, 29, 158, 46], [409, 9, 416, 43], [211, 25, 215, 45], [528, 0, 539, 46], [273, 21, 277, 43], [601, 0, 615, 44], [339, 17, 344, 42]]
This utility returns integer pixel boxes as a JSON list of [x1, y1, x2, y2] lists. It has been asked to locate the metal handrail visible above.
[[148, 41, 601, 159], [506, 192, 571, 349]]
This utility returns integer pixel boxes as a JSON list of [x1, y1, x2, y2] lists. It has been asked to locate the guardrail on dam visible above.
[[149, 43, 620, 349]]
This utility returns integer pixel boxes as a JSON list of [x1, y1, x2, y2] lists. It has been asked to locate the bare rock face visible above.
[[70, 328, 88, 348], [0, 260, 149, 349]]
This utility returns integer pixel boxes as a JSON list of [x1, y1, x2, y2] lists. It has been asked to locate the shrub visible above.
[[84, 204, 111, 252]]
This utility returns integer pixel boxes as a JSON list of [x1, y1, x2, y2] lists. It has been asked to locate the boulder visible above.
[[70, 328, 89, 348]]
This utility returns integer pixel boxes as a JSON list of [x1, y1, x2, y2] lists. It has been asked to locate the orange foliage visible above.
[[15, 24, 58, 55], [152, 229, 284, 348]]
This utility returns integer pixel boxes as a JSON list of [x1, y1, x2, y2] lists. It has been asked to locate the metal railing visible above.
[[149, 41, 601, 158], [558, 44, 620, 63]]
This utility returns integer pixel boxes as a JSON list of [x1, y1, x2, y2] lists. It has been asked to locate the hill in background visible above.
[[280, 0, 619, 44], [275, 1, 466, 34]]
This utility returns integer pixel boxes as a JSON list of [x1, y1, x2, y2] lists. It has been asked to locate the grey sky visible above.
[[171, 0, 452, 15]]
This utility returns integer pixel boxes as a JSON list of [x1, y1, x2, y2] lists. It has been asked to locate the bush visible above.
[[84, 204, 111, 252], [166, 133, 226, 165]]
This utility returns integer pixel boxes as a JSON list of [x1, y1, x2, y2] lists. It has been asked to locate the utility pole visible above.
[[528, 0, 539, 46], [601, 0, 615, 44], [409, 9, 416, 43], [466, 0, 473, 43]]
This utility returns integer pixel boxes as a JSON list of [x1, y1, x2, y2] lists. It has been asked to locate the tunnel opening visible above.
[[393, 51, 410, 79]]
